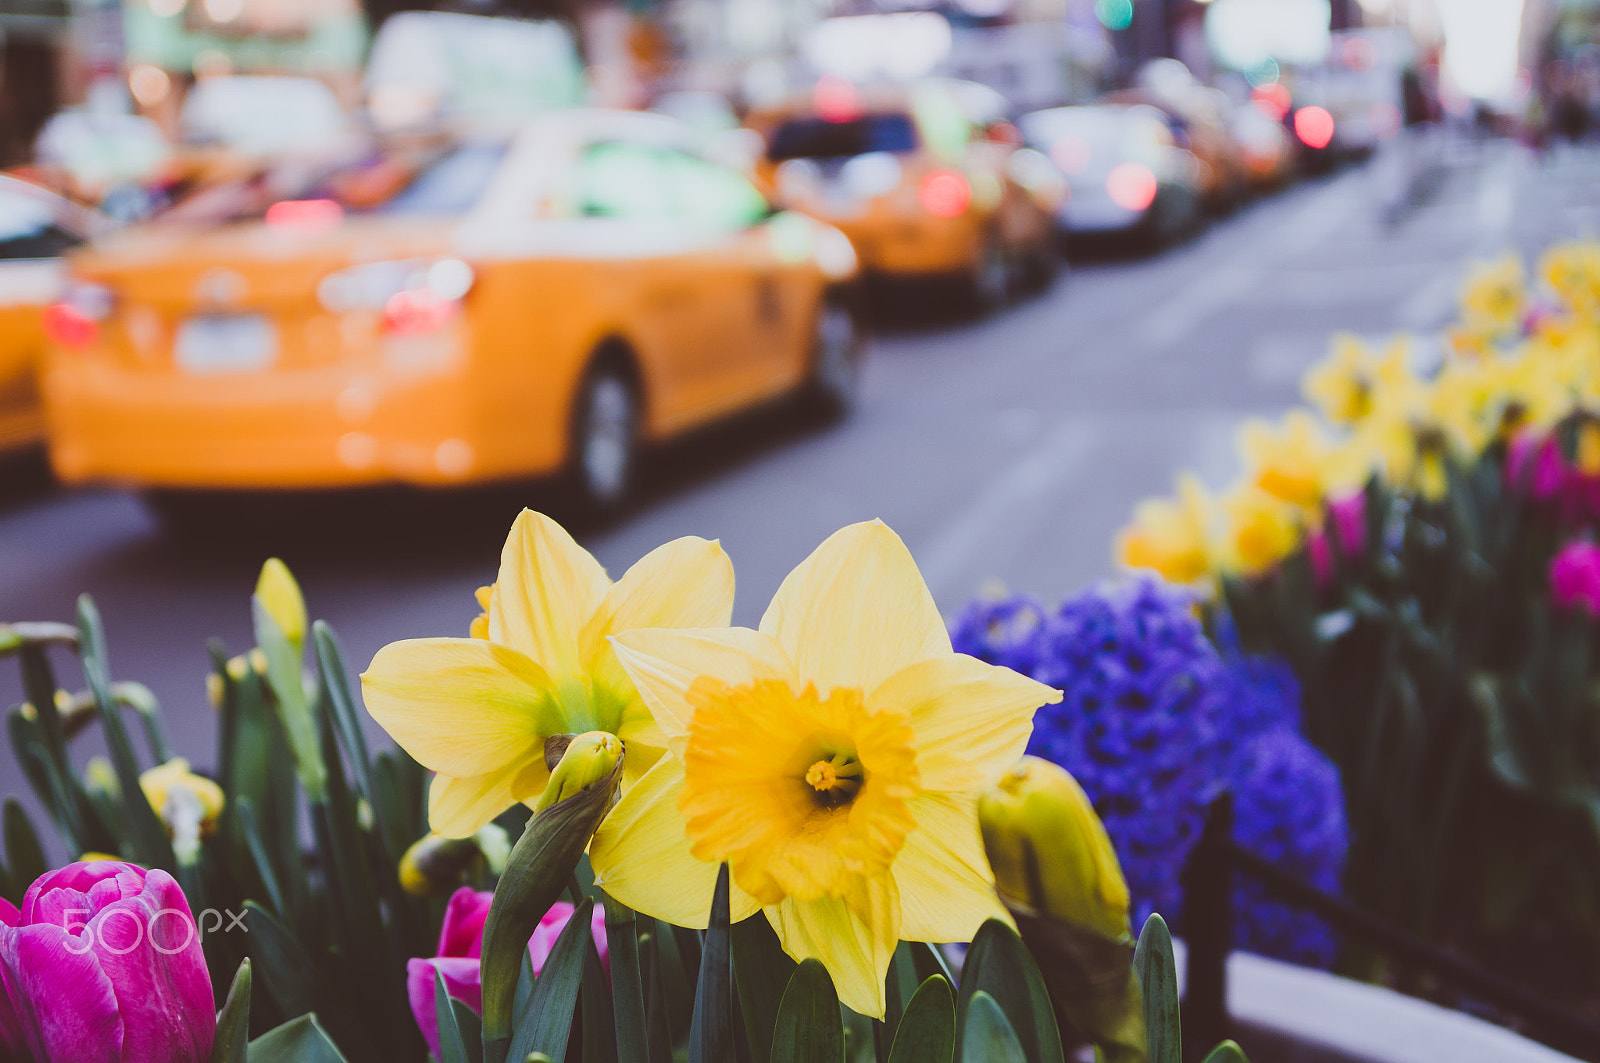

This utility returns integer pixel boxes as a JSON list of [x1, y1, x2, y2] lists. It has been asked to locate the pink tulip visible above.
[[0, 861, 214, 1063], [407, 888, 607, 1058], [1551, 541, 1600, 615], [1311, 491, 1368, 590]]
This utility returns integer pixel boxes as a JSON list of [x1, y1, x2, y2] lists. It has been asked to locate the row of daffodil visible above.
[[1116, 239, 1600, 586], [0, 514, 1252, 1063], [1111, 236, 1600, 1026]]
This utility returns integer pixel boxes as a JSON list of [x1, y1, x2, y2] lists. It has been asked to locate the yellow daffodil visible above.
[[1237, 410, 1364, 513], [256, 557, 307, 652], [140, 758, 225, 863], [1114, 474, 1215, 584], [1217, 484, 1302, 576], [1303, 334, 1417, 425], [1459, 253, 1525, 333], [361, 509, 734, 838], [1540, 241, 1600, 317], [589, 520, 1061, 1018]]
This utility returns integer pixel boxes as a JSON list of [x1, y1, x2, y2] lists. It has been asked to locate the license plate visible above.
[[174, 315, 277, 373]]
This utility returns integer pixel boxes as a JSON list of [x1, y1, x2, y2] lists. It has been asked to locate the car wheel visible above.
[[969, 231, 1012, 314], [569, 360, 639, 513], [804, 293, 863, 420]]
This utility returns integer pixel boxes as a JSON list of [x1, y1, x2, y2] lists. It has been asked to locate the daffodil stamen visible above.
[[804, 751, 862, 804]]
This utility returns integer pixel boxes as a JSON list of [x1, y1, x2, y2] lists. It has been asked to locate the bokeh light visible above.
[[1293, 106, 1335, 150], [1095, 0, 1134, 32]]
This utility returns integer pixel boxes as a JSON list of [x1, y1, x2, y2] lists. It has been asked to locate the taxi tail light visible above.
[[382, 289, 459, 335], [1106, 163, 1158, 212], [919, 170, 971, 218], [43, 302, 98, 349]]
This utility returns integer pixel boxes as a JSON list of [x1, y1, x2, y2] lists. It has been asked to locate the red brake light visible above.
[[1294, 107, 1335, 150], [43, 302, 98, 349], [1106, 163, 1158, 212], [265, 198, 343, 230], [920, 170, 971, 218], [1251, 83, 1292, 121], [382, 288, 458, 334], [814, 75, 861, 123]]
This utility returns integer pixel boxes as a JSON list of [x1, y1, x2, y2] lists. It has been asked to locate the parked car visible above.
[[1019, 104, 1202, 248], [41, 111, 861, 512], [1107, 75, 1246, 210], [747, 78, 1061, 311], [0, 176, 103, 454], [1227, 101, 1295, 190]]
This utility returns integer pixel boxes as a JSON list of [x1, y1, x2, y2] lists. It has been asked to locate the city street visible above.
[[3, 135, 1599, 828]]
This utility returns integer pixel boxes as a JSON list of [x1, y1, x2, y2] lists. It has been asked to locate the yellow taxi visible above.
[[0, 176, 101, 453], [747, 78, 1062, 311], [41, 110, 862, 510]]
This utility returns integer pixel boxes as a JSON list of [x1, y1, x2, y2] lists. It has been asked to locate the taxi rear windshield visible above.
[[766, 114, 918, 161]]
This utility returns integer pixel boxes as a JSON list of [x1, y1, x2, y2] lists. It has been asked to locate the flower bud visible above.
[[535, 731, 624, 811], [140, 758, 226, 865], [256, 558, 307, 652], [979, 756, 1130, 941]]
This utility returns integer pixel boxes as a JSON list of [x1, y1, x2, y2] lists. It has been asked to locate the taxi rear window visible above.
[[766, 114, 918, 161]]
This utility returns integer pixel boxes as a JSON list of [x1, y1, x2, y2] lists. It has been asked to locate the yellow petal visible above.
[[579, 535, 736, 739], [609, 627, 796, 760], [589, 756, 761, 927], [362, 637, 558, 777], [894, 792, 1011, 942], [428, 762, 550, 838], [489, 510, 610, 680], [766, 875, 899, 1018], [759, 520, 950, 695], [869, 653, 1059, 793]]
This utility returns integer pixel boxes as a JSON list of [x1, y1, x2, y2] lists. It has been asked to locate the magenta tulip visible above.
[[0, 861, 214, 1063], [408, 887, 607, 1058], [1551, 540, 1600, 615]]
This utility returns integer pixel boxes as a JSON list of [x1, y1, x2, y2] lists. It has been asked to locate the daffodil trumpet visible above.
[[480, 732, 623, 1063]]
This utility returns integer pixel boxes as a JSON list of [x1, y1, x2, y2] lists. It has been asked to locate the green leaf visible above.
[[732, 912, 798, 1063], [881, 943, 920, 1052], [1200, 1041, 1249, 1063], [75, 595, 175, 870], [639, 918, 674, 1063], [770, 959, 844, 1063], [247, 1014, 351, 1063], [437, 967, 484, 1063], [887, 975, 955, 1063], [242, 902, 332, 1030], [211, 959, 252, 1063], [955, 918, 1064, 1063], [605, 895, 650, 1063], [1134, 913, 1180, 1063], [313, 622, 372, 797], [688, 864, 734, 1063], [581, 918, 617, 1063], [252, 598, 326, 800], [233, 799, 287, 917], [3, 798, 46, 896], [907, 941, 956, 987], [960, 992, 1025, 1063], [504, 896, 595, 1063]]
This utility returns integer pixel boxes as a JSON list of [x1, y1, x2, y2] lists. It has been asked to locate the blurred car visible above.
[[1019, 104, 1201, 248], [747, 78, 1061, 310], [41, 110, 862, 511], [180, 76, 353, 159], [1227, 102, 1294, 190], [1109, 76, 1246, 210], [0, 177, 102, 452], [32, 112, 172, 216]]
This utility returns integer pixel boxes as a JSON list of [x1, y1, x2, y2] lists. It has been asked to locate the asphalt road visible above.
[[4, 133, 1599, 854]]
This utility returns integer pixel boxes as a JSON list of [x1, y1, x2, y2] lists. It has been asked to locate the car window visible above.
[[766, 114, 919, 161], [383, 143, 508, 216], [0, 193, 77, 259], [576, 142, 767, 228]]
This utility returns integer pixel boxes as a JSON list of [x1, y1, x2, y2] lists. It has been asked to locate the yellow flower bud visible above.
[[536, 731, 624, 812], [255, 558, 307, 651], [85, 756, 121, 799], [78, 851, 126, 864], [206, 673, 225, 709], [399, 831, 486, 896], [140, 758, 226, 864], [979, 756, 1130, 941]]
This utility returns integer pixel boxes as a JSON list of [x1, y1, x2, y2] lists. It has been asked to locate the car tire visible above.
[[803, 293, 864, 421], [568, 357, 640, 515], [968, 231, 1012, 315]]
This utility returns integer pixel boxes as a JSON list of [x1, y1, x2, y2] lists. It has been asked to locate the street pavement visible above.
[[2, 134, 1599, 852]]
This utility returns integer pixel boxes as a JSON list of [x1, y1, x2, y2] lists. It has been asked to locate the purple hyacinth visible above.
[[951, 578, 1348, 968]]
